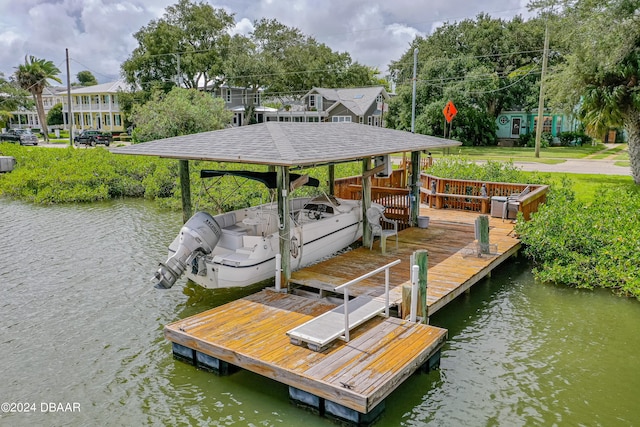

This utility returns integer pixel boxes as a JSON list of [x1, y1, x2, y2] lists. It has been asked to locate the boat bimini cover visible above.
[[200, 170, 320, 189]]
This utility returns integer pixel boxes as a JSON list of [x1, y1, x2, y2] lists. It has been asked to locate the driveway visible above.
[[512, 159, 630, 176]]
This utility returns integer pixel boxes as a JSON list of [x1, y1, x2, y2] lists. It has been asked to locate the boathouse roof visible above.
[[112, 122, 461, 167]]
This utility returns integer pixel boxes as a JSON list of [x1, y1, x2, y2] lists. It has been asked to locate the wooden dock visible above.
[[164, 208, 520, 424]]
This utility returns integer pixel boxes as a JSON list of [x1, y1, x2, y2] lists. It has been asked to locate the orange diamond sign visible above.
[[443, 100, 457, 123]]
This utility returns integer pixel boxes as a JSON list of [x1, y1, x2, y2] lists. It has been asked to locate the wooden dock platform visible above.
[[164, 208, 519, 424], [290, 207, 520, 316]]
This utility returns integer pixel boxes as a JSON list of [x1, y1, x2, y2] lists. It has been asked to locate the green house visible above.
[[495, 111, 576, 141]]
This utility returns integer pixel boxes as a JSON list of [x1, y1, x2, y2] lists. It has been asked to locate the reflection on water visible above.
[[1, 199, 638, 426]]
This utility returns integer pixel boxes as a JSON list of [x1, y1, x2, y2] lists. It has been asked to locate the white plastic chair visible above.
[[366, 206, 398, 253]]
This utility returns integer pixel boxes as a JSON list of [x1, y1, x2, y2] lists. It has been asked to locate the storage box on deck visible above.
[[490, 196, 516, 219]]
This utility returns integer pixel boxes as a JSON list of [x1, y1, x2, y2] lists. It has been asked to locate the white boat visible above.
[[152, 171, 367, 289]]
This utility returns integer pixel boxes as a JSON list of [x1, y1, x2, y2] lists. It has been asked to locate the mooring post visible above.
[[415, 249, 429, 324], [179, 159, 192, 223], [475, 215, 490, 255]]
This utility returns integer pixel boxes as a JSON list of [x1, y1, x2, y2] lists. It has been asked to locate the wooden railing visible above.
[[419, 174, 548, 220], [334, 171, 548, 223]]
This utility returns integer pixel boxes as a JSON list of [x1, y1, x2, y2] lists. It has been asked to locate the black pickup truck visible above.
[[0, 129, 39, 145], [74, 130, 112, 147]]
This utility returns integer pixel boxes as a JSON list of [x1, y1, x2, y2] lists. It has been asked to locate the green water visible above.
[[1, 200, 638, 426]]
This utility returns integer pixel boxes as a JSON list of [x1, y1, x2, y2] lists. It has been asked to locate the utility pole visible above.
[[411, 48, 418, 133], [66, 48, 73, 146], [534, 24, 550, 158]]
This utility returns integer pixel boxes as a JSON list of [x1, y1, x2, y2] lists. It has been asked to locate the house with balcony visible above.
[[62, 80, 129, 133]]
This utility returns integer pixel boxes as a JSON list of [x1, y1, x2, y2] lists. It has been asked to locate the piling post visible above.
[[415, 249, 429, 324], [475, 215, 490, 255], [277, 166, 291, 289]]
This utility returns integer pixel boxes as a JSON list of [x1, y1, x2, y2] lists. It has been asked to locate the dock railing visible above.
[[334, 171, 548, 222], [334, 259, 401, 342]]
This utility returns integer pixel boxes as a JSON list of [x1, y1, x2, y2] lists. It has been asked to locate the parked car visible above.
[[0, 129, 39, 145], [74, 130, 113, 147]]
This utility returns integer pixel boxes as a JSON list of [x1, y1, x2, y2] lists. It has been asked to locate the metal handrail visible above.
[[334, 259, 401, 342]]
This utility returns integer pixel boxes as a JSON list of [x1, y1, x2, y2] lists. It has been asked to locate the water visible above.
[[1, 199, 638, 427]]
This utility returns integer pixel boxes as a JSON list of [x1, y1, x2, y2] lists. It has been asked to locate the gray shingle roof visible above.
[[112, 122, 460, 167]]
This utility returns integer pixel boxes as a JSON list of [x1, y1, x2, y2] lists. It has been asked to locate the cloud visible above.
[[0, 0, 533, 84]]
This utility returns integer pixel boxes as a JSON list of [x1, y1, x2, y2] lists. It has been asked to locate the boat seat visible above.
[[215, 212, 248, 250]]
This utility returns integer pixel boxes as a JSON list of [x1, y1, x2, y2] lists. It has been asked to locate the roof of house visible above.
[[308, 87, 388, 116], [112, 121, 460, 167], [69, 80, 130, 95]]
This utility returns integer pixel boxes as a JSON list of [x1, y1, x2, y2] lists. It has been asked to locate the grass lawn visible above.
[[521, 171, 636, 202], [429, 144, 606, 164]]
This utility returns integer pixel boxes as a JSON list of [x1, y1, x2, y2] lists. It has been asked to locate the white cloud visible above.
[[0, 0, 533, 84]]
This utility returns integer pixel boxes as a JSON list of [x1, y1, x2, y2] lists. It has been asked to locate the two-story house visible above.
[[265, 87, 390, 126], [63, 80, 129, 133]]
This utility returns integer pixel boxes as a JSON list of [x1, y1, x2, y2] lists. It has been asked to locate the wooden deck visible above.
[[290, 207, 521, 315], [165, 290, 447, 414], [164, 207, 520, 420]]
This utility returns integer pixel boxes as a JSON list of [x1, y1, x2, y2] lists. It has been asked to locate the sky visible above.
[[0, 0, 534, 86]]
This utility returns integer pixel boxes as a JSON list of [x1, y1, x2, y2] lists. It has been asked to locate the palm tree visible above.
[[14, 56, 62, 142]]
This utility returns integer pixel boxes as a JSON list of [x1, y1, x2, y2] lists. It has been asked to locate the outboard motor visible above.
[[153, 212, 221, 289]]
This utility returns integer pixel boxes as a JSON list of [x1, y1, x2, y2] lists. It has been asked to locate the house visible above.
[[5, 80, 129, 134], [62, 80, 129, 133], [5, 86, 66, 130], [496, 111, 578, 143], [265, 87, 390, 126]]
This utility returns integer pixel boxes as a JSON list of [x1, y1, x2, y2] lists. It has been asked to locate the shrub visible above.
[[516, 184, 640, 299]]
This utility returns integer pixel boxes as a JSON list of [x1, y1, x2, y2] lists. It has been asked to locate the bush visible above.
[[558, 131, 593, 146], [516, 184, 640, 299]]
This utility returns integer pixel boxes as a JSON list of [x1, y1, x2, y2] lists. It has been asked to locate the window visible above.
[[367, 116, 372, 125], [331, 116, 352, 123], [254, 92, 260, 105], [309, 95, 316, 108], [224, 89, 232, 103], [114, 114, 121, 126], [376, 94, 383, 103], [555, 117, 562, 135], [104, 114, 111, 126], [533, 116, 553, 133]]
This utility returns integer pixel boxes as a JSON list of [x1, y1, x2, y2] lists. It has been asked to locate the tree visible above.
[[131, 87, 232, 142], [14, 56, 62, 142], [0, 72, 32, 126], [47, 102, 64, 126], [531, 0, 640, 184], [387, 14, 550, 145], [76, 71, 98, 86], [122, 0, 234, 93]]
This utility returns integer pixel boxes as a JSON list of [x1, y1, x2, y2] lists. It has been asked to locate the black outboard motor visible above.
[[153, 212, 221, 289]]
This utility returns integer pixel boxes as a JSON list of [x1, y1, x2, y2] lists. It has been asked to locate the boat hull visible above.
[[168, 197, 364, 289]]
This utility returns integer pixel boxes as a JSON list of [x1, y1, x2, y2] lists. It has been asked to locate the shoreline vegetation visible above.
[[1, 142, 638, 299]]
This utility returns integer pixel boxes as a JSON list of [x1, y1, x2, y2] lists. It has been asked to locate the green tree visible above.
[[47, 102, 63, 126], [0, 72, 32, 126], [76, 71, 98, 86], [131, 87, 232, 142], [531, 0, 640, 184], [122, 0, 234, 93], [14, 55, 62, 142], [387, 14, 550, 145]]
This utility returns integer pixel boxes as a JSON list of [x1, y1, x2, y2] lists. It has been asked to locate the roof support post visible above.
[[179, 159, 192, 223], [362, 157, 372, 248], [328, 164, 335, 196], [410, 151, 420, 227], [277, 166, 291, 289]]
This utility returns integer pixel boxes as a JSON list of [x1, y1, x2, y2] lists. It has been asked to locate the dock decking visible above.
[[164, 208, 520, 422]]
